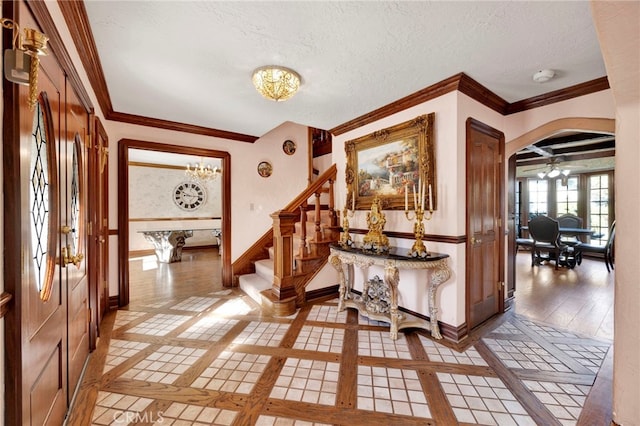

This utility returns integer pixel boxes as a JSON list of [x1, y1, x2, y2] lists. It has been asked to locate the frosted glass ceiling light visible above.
[[252, 66, 301, 101]]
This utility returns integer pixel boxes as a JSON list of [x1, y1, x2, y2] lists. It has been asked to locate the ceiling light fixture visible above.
[[185, 159, 220, 182], [252, 65, 301, 101], [547, 168, 561, 178], [532, 69, 555, 83]]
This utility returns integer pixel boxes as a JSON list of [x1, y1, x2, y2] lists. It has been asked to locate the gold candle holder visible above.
[[404, 182, 433, 257], [339, 197, 355, 248]]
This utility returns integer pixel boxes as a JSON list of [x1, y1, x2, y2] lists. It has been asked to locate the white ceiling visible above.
[[83, 1, 606, 138]]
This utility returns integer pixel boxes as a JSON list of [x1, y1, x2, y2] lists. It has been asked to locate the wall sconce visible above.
[[1, 18, 48, 110]]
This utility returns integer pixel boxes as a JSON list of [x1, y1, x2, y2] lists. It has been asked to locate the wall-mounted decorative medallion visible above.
[[283, 139, 296, 155], [257, 161, 273, 178]]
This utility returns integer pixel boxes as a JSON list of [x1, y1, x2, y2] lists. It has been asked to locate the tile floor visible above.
[[81, 290, 611, 425]]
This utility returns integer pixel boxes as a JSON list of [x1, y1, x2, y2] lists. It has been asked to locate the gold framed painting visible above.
[[345, 113, 436, 211]]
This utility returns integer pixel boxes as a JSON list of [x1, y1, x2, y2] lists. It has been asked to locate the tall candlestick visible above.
[[429, 184, 433, 211], [405, 184, 408, 211], [413, 185, 417, 209], [352, 191, 355, 211]]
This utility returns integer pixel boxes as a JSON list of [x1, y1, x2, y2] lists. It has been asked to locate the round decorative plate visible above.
[[283, 139, 296, 155], [257, 161, 273, 178]]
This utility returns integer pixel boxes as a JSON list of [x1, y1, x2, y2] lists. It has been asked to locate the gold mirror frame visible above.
[[30, 92, 59, 301], [345, 113, 436, 211]]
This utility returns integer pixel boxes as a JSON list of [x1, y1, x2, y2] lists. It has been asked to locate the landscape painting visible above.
[[345, 113, 436, 211]]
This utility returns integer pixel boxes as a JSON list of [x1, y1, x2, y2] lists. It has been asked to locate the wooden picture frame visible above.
[[345, 113, 436, 211]]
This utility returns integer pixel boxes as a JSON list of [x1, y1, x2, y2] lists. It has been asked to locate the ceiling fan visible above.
[[523, 157, 577, 181]]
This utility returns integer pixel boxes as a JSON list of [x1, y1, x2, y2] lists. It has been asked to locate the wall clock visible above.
[[173, 181, 206, 211]]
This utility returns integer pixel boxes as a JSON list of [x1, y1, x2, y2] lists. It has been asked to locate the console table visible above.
[[329, 244, 451, 340], [140, 230, 194, 263]]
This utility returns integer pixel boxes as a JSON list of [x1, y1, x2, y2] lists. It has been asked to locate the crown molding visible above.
[[330, 73, 508, 136], [506, 77, 610, 114], [109, 111, 258, 142]]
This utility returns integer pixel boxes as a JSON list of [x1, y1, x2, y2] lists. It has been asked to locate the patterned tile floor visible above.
[[80, 290, 612, 425]]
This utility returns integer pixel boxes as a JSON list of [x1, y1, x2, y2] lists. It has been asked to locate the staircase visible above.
[[234, 164, 339, 316]]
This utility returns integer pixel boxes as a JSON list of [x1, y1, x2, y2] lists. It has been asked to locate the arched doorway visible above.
[[505, 117, 615, 310]]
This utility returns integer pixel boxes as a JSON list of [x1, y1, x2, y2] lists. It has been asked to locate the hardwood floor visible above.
[[513, 251, 614, 340], [65, 249, 613, 425], [128, 248, 223, 302]]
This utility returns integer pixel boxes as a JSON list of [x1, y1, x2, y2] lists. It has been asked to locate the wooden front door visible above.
[[64, 89, 91, 396], [11, 55, 68, 426], [466, 118, 505, 330], [90, 117, 110, 342], [3, 3, 94, 423]]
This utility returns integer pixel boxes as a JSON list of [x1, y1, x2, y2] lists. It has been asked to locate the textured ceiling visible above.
[[83, 1, 606, 138]]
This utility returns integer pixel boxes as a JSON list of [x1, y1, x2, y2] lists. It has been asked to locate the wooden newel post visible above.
[[271, 210, 299, 303]]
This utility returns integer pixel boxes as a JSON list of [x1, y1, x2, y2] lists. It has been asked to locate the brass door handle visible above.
[[471, 236, 482, 244], [61, 246, 83, 268]]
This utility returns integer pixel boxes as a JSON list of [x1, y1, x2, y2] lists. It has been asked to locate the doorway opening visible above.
[[506, 117, 615, 338], [117, 139, 232, 307]]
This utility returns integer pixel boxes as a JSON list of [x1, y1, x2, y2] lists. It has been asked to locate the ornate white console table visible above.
[[140, 230, 194, 263], [329, 244, 451, 340]]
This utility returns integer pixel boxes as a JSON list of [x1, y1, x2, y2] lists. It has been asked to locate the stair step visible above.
[[238, 273, 272, 307], [254, 258, 274, 282]]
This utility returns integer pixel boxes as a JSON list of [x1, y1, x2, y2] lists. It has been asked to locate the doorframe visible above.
[[117, 139, 232, 307]]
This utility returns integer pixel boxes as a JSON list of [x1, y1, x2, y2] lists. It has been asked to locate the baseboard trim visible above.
[[306, 285, 340, 303], [109, 295, 119, 310]]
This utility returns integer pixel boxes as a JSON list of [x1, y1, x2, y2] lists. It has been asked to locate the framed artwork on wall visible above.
[[345, 113, 436, 211]]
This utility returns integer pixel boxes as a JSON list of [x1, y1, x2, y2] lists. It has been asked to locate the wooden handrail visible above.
[[283, 164, 337, 213], [0, 292, 13, 318]]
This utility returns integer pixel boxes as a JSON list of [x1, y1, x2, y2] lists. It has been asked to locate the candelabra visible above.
[[404, 180, 433, 257]]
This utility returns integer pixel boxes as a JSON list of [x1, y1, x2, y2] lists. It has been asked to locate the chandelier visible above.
[[185, 159, 221, 182], [252, 66, 301, 101]]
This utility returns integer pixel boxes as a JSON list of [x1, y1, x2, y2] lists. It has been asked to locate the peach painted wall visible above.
[[591, 1, 640, 424], [331, 92, 466, 326]]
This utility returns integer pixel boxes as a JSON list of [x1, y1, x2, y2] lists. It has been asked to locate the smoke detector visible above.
[[533, 69, 555, 83]]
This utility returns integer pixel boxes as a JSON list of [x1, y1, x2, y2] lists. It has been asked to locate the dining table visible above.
[[520, 226, 596, 242]]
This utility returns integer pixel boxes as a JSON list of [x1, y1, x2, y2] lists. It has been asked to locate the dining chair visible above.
[[575, 220, 616, 272], [557, 213, 584, 246], [528, 215, 569, 270]]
